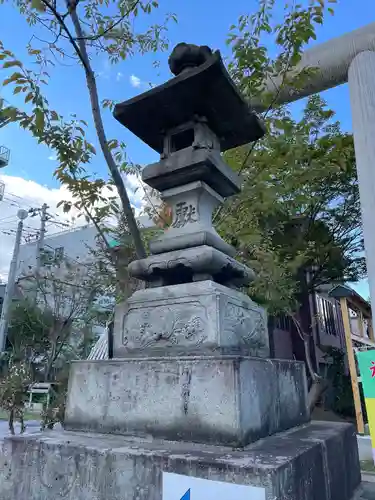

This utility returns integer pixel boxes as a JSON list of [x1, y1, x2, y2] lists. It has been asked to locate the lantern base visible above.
[[0, 421, 360, 500]]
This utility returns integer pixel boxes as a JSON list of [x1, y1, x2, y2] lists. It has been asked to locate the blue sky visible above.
[[0, 0, 373, 297]]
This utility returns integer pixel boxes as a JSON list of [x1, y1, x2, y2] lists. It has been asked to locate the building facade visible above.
[[17, 224, 99, 277], [269, 283, 371, 383]]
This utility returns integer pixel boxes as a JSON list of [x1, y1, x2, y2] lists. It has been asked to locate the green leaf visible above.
[[2, 72, 24, 85], [31, 0, 46, 12], [34, 108, 45, 132], [50, 110, 59, 121], [2, 60, 23, 69], [86, 143, 96, 155], [1, 107, 18, 120], [13, 86, 23, 94], [25, 92, 33, 103]]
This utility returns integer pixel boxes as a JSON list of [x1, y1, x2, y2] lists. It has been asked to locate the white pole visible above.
[[348, 51, 375, 315], [0, 209, 28, 351]]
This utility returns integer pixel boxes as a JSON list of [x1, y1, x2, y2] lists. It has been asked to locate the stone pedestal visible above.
[[0, 421, 361, 500], [64, 357, 309, 446]]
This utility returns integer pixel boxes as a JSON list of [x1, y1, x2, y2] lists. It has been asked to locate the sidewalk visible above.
[[0, 419, 41, 437]]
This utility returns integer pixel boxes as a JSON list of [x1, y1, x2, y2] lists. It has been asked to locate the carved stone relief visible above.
[[223, 302, 267, 347], [123, 302, 207, 349]]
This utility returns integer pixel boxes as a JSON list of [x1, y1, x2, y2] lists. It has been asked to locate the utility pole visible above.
[[35, 203, 49, 276], [0, 209, 28, 352]]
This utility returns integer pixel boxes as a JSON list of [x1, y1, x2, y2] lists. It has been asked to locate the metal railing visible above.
[[0, 145, 10, 167]]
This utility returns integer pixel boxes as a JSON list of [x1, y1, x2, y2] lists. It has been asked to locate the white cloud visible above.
[[0, 173, 147, 281], [129, 74, 141, 88], [48, 155, 57, 161], [0, 174, 83, 281], [116, 72, 123, 82]]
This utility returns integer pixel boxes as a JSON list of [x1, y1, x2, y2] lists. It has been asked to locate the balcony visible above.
[[0, 146, 10, 168]]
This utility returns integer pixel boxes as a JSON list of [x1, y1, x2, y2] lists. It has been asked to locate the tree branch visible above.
[[39, 0, 90, 73], [74, 0, 141, 41], [68, 6, 146, 259]]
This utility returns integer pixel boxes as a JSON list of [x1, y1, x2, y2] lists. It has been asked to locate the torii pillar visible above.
[[252, 22, 375, 313]]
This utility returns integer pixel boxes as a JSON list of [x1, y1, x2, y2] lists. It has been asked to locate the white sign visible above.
[[163, 472, 266, 500]]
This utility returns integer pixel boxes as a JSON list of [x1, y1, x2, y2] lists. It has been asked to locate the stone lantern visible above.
[[97, 43, 309, 445], [14, 43, 358, 500]]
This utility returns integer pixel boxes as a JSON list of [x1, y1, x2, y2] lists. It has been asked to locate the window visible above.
[[170, 128, 194, 152], [316, 294, 342, 337]]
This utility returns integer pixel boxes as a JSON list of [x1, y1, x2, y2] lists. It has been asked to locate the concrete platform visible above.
[[65, 356, 309, 447], [0, 421, 360, 500]]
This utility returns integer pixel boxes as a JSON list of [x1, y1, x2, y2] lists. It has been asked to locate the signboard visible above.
[[356, 349, 375, 464], [163, 472, 266, 500]]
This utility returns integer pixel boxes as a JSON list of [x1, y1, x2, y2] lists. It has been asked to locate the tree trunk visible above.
[[44, 332, 56, 382], [19, 413, 25, 434], [290, 312, 327, 413], [69, 7, 146, 260], [308, 376, 328, 413], [8, 408, 14, 435]]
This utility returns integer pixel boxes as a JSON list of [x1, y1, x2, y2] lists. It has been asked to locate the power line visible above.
[[2, 198, 23, 209], [0, 214, 18, 223], [3, 191, 42, 208]]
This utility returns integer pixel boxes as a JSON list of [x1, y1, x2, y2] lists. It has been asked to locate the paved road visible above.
[[0, 419, 42, 438]]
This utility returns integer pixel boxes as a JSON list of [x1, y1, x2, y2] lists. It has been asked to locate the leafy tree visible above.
[[217, 95, 364, 409], [221, 95, 363, 303], [10, 255, 104, 380], [1, 254, 106, 430], [227, 0, 336, 109], [207, 0, 362, 411], [89, 214, 139, 298], [0, 358, 32, 434], [6, 298, 53, 369], [0, 0, 175, 259]]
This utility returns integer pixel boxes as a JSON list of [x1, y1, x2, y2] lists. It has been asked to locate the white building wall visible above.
[[17, 224, 99, 277], [17, 215, 154, 277]]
